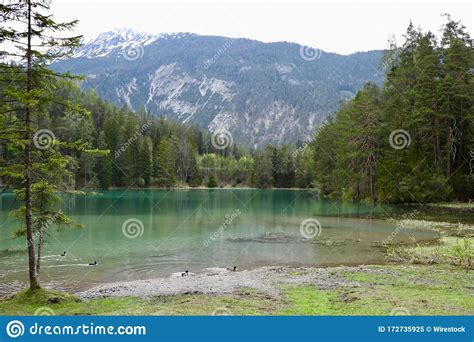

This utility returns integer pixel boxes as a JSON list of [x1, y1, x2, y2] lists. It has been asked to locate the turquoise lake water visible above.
[[0, 189, 437, 294]]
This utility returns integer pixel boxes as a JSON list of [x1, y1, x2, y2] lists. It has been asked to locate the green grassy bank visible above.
[[0, 264, 472, 316]]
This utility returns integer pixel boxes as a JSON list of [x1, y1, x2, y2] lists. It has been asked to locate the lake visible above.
[[0, 189, 437, 294]]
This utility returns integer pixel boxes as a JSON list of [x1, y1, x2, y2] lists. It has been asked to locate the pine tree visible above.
[[311, 17, 472, 203], [188, 155, 202, 187], [207, 174, 217, 188], [0, 0, 101, 289], [152, 127, 162, 178], [154, 136, 176, 187], [138, 137, 152, 187], [95, 132, 112, 188], [439, 15, 473, 199], [253, 147, 273, 188]]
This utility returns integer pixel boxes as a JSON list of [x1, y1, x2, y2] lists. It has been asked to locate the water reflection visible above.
[[0, 189, 436, 294]]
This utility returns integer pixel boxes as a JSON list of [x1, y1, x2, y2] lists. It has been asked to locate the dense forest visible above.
[[0, 83, 313, 190], [17, 88, 314, 190], [312, 17, 473, 203]]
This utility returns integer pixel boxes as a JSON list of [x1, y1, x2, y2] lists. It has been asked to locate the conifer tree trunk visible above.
[[25, 0, 40, 290], [446, 125, 452, 178], [35, 225, 46, 278]]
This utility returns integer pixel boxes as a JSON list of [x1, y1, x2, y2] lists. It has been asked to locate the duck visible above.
[[89, 261, 97, 266], [226, 266, 237, 272], [171, 270, 196, 278], [60, 251, 66, 257]]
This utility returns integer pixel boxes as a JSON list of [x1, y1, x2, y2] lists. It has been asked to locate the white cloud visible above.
[[51, 0, 473, 54]]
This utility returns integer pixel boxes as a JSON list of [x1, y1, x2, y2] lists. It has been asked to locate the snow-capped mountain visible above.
[[71, 28, 160, 59], [53, 29, 385, 147]]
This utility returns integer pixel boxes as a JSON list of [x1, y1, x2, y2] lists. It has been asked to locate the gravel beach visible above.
[[80, 265, 369, 299]]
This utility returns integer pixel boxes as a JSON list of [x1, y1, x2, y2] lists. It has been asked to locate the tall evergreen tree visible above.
[[311, 17, 472, 203], [138, 137, 152, 187], [154, 136, 176, 187], [0, 0, 94, 289]]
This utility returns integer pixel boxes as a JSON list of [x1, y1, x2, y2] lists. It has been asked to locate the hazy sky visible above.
[[52, 0, 473, 54]]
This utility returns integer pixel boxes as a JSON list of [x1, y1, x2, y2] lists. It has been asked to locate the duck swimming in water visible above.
[[171, 270, 196, 278], [89, 261, 97, 266], [60, 251, 66, 257]]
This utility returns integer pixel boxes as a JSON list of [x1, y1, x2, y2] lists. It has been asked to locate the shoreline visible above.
[[2, 188, 472, 208], [77, 263, 472, 300], [1, 263, 472, 315], [79, 265, 359, 299]]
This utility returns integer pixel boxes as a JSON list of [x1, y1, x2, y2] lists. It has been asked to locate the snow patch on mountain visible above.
[[72, 28, 160, 59]]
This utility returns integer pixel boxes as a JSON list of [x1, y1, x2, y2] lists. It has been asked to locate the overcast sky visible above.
[[51, 0, 473, 55]]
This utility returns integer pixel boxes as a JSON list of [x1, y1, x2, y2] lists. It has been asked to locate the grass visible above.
[[334, 265, 474, 315], [0, 287, 285, 316], [148, 289, 285, 315], [279, 265, 473, 315], [387, 236, 473, 267], [0, 265, 472, 316]]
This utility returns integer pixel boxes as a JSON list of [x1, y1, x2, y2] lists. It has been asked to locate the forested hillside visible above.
[[52, 30, 384, 147], [0, 84, 312, 190], [312, 17, 473, 202]]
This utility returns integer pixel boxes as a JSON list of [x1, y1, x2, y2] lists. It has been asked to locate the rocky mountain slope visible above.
[[53, 29, 385, 147]]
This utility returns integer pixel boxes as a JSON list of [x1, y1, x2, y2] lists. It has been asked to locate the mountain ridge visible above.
[[53, 29, 386, 147]]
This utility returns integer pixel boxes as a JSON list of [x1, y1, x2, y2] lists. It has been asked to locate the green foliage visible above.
[[311, 17, 473, 203], [188, 156, 202, 187], [387, 237, 474, 268], [206, 174, 217, 188], [451, 238, 473, 266], [0, 0, 103, 289], [252, 147, 273, 188], [154, 136, 177, 187]]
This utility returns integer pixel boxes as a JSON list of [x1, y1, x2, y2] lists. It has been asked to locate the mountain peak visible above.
[[75, 28, 159, 59]]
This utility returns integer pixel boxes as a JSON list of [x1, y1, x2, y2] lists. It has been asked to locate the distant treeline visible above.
[[0, 87, 312, 190]]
